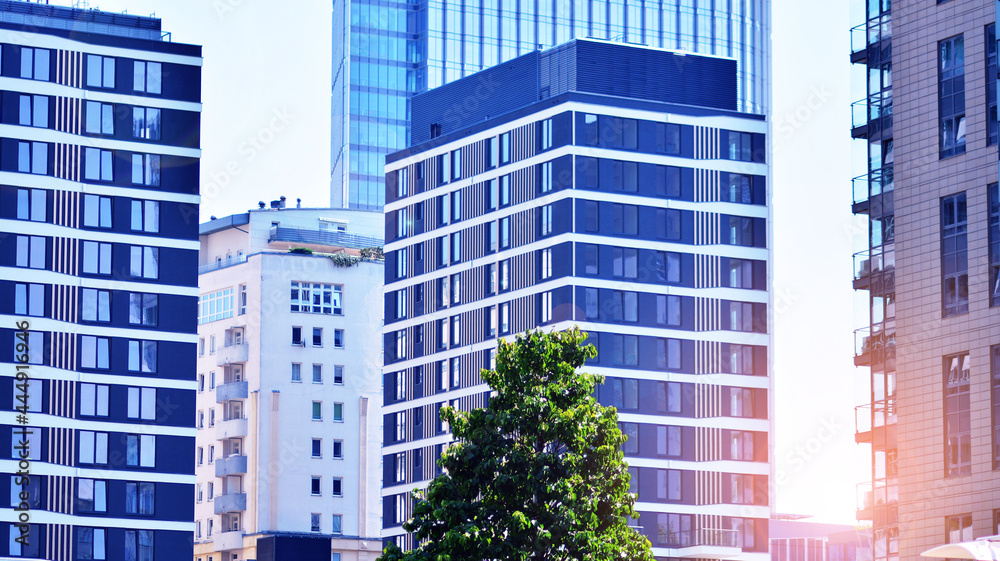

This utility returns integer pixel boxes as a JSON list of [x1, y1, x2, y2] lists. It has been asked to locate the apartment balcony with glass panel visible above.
[[853, 248, 895, 293], [669, 528, 742, 559], [854, 327, 895, 368], [851, 93, 892, 140]]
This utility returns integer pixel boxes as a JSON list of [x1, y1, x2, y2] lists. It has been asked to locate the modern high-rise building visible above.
[[849, 1, 1000, 559], [331, 0, 771, 209], [194, 204, 384, 561], [0, 2, 202, 559], [382, 39, 771, 559]]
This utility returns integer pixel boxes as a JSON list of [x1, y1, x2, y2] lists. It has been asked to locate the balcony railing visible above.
[[854, 327, 896, 367], [214, 530, 243, 552], [215, 454, 248, 477], [269, 226, 383, 250], [216, 418, 247, 440], [853, 169, 895, 207], [216, 380, 248, 403], [214, 492, 246, 514], [216, 344, 249, 366]]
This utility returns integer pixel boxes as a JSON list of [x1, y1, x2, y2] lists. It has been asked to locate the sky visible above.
[[67, 0, 867, 524]]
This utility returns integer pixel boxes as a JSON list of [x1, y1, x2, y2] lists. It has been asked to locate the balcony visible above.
[[216, 380, 248, 403], [852, 174, 870, 214], [854, 327, 895, 368], [216, 418, 247, 440], [850, 23, 867, 64], [671, 529, 741, 559], [269, 226, 383, 251], [857, 483, 874, 521], [216, 343, 248, 366], [214, 530, 244, 552], [215, 454, 248, 477], [852, 249, 895, 292], [851, 93, 892, 141], [214, 492, 246, 514]]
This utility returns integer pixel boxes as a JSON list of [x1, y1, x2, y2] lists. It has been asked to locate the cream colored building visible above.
[[193, 203, 384, 561]]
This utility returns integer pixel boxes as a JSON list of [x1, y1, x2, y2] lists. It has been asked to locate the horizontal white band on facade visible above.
[[623, 457, 769, 475], [0, 458, 196, 483], [384, 99, 767, 175], [0, 218, 200, 250], [0, 411, 195, 437], [0, 266, 200, 296], [0, 76, 202, 113], [385, 143, 766, 216], [635, 502, 770, 518], [0, 170, 201, 204], [584, 366, 770, 390], [380, 433, 454, 457], [2, 364, 196, 390], [0, 508, 194, 531], [383, 232, 768, 292], [558, 321, 768, 346], [380, 382, 494, 417], [615, 412, 768, 433], [571, 278, 768, 304], [0, 29, 203, 66], [0, 124, 201, 159], [0, 315, 198, 344]]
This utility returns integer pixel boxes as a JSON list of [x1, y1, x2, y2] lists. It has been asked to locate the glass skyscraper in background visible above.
[[331, 0, 770, 209]]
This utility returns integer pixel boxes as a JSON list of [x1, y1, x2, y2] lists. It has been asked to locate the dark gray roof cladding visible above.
[[410, 39, 739, 145], [199, 213, 250, 236]]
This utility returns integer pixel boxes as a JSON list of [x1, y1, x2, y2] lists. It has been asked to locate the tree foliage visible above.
[[378, 328, 654, 561]]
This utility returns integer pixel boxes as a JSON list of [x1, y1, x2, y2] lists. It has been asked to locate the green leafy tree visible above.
[[379, 328, 654, 561]]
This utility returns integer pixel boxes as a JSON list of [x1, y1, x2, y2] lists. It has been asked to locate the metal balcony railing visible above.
[[854, 327, 895, 361], [268, 226, 383, 250]]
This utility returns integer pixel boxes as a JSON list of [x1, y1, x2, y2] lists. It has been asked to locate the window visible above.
[[128, 293, 158, 326], [334, 329, 344, 348], [942, 193, 968, 316], [663, 425, 682, 456], [333, 440, 343, 459], [451, 149, 461, 180], [539, 291, 553, 323], [83, 194, 112, 228], [21, 47, 50, 80], [127, 387, 156, 420], [540, 161, 553, 192], [80, 336, 110, 370], [655, 295, 681, 326], [657, 122, 682, 154], [500, 260, 510, 291], [727, 216, 755, 247], [395, 411, 407, 441], [620, 422, 639, 454], [584, 201, 599, 232], [657, 338, 682, 370], [730, 302, 755, 332], [658, 209, 681, 240], [78, 430, 108, 464], [123, 529, 154, 561], [130, 246, 159, 279], [198, 289, 233, 324], [499, 131, 511, 163], [86, 101, 114, 134], [726, 173, 754, 204], [310, 513, 321, 532], [133, 61, 162, 94], [731, 430, 755, 460], [125, 434, 154, 467], [86, 54, 115, 88], [18, 94, 48, 128], [292, 327, 303, 346], [657, 469, 682, 501], [82, 241, 111, 275], [311, 476, 322, 495], [131, 154, 160, 186], [127, 340, 157, 373], [77, 527, 107, 560], [81, 289, 111, 323], [312, 401, 323, 421], [991, 184, 1000, 307], [84, 148, 113, 181], [332, 514, 343, 534], [727, 131, 752, 161], [131, 200, 160, 233], [605, 378, 639, 410], [14, 283, 44, 317], [989, 25, 998, 146], [612, 247, 638, 278], [291, 363, 302, 382], [290, 282, 343, 315], [332, 477, 343, 496], [946, 514, 974, 549], [77, 479, 107, 513], [945, 353, 971, 477], [16, 188, 46, 223], [730, 388, 754, 418], [333, 403, 343, 422], [451, 315, 461, 347], [79, 383, 109, 417], [500, 174, 510, 206], [125, 482, 155, 515], [940, 35, 966, 158], [732, 517, 756, 549], [451, 273, 461, 304], [612, 335, 639, 366], [312, 327, 323, 347], [539, 248, 553, 280], [395, 330, 407, 360], [540, 204, 554, 236], [132, 107, 161, 140], [451, 356, 461, 388], [397, 247, 408, 279], [540, 118, 553, 150], [729, 345, 756, 375], [18, 141, 47, 174], [239, 284, 247, 315]]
